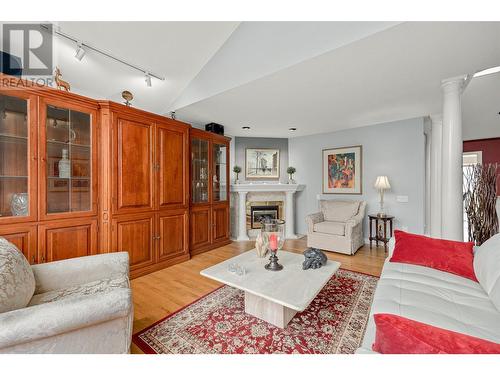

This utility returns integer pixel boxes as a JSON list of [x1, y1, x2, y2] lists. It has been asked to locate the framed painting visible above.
[[322, 145, 362, 194], [245, 148, 280, 179]]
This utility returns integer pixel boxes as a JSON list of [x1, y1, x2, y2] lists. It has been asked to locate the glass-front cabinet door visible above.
[[41, 100, 96, 218], [0, 92, 36, 222], [212, 143, 227, 202], [191, 138, 209, 204]]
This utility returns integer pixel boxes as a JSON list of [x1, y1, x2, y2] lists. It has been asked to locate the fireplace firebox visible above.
[[250, 205, 279, 229]]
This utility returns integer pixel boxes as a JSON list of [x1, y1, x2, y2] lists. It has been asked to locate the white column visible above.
[[285, 191, 297, 239], [429, 114, 443, 238], [237, 191, 249, 241], [441, 76, 465, 241]]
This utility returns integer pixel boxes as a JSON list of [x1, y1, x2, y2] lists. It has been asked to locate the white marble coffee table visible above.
[[200, 250, 340, 328]]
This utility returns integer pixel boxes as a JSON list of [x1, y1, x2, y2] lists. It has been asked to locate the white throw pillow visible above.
[[473, 233, 500, 294], [0, 237, 35, 313]]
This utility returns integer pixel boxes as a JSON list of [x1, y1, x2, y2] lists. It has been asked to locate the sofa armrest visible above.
[[0, 288, 132, 350], [32, 252, 129, 294], [345, 215, 364, 237], [305, 212, 324, 233]]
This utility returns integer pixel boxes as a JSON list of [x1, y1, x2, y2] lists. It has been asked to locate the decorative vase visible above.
[[11, 193, 28, 216], [288, 175, 295, 184], [255, 232, 268, 257], [261, 219, 285, 271], [58, 149, 70, 178]]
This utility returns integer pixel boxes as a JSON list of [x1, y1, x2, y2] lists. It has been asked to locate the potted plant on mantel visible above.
[[287, 166, 296, 184], [233, 165, 242, 184]]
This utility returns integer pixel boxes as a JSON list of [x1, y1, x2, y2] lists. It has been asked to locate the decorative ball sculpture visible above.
[[302, 248, 327, 270]]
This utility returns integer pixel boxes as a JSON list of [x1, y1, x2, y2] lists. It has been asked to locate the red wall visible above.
[[463, 137, 500, 195]]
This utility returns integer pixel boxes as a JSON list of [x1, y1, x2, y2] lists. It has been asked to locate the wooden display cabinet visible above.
[[190, 128, 231, 255]]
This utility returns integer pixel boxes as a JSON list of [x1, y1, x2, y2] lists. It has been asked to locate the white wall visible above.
[[289, 118, 426, 238]]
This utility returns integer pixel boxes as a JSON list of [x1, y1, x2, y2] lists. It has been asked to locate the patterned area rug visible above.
[[133, 269, 378, 354]]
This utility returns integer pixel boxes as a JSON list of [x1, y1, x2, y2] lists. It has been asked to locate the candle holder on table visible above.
[[261, 219, 285, 271]]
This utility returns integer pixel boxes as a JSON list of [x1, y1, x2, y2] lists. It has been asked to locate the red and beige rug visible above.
[[133, 269, 378, 354]]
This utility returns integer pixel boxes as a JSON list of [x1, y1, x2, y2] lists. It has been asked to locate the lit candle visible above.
[[269, 233, 278, 251]]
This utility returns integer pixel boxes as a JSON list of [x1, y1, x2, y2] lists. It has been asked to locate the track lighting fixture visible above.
[[75, 43, 85, 61], [145, 73, 152, 87]]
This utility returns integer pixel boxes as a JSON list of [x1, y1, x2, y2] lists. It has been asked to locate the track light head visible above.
[[75, 43, 85, 61], [145, 73, 152, 87]]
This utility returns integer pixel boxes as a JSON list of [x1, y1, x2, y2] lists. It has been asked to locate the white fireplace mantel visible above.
[[231, 183, 305, 241]]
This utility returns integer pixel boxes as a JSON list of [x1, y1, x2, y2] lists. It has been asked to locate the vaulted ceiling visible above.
[[5, 21, 499, 140]]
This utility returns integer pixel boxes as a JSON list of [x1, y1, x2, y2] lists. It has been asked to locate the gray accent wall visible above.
[[234, 137, 289, 183], [289, 118, 426, 238]]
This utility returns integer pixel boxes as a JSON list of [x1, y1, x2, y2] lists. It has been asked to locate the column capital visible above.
[[441, 75, 467, 93]]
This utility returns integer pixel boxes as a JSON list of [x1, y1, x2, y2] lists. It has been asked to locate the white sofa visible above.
[[358, 234, 500, 353], [0, 237, 133, 354], [305, 200, 366, 255]]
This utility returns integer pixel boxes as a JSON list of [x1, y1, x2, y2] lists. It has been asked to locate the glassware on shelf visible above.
[[10, 193, 28, 216], [261, 219, 286, 271], [58, 149, 70, 178]]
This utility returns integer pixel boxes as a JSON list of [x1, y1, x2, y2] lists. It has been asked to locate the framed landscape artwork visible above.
[[245, 148, 280, 179], [322, 145, 362, 194]]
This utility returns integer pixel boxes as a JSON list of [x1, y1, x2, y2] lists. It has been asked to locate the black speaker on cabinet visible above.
[[205, 122, 224, 135]]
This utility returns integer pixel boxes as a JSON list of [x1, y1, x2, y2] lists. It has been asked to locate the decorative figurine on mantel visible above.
[[233, 165, 242, 184], [302, 248, 327, 270], [54, 67, 70, 91], [287, 166, 296, 184]]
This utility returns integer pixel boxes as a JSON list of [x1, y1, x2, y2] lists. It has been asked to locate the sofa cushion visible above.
[[372, 313, 500, 354], [474, 233, 500, 294], [320, 200, 360, 222], [361, 260, 500, 351], [313, 221, 345, 236], [0, 238, 35, 313], [28, 275, 129, 306], [390, 230, 477, 281]]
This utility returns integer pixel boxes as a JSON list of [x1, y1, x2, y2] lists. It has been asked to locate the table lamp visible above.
[[374, 176, 391, 217]]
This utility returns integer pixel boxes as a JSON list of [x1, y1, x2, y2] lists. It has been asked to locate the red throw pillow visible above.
[[372, 313, 500, 354], [390, 230, 477, 281]]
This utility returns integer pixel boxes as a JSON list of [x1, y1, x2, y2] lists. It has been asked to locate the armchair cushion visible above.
[[29, 275, 129, 306], [320, 200, 360, 222], [314, 221, 345, 236], [0, 238, 35, 313]]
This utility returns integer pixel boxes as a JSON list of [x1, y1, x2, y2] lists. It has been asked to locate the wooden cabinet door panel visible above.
[[114, 117, 154, 213], [158, 209, 188, 261], [113, 213, 155, 271], [213, 204, 229, 243], [157, 124, 188, 210], [190, 206, 211, 249], [0, 224, 37, 264], [39, 219, 97, 262]]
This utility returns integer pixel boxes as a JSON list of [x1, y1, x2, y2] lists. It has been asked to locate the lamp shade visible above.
[[374, 176, 391, 190]]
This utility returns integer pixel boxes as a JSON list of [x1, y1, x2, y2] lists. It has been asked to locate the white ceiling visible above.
[[174, 22, 500, 139], [4, 21, 499, 140], [33, 22, 239, 112]]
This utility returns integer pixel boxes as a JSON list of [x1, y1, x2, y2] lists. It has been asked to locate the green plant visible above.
[[233, 165, 242, 174], [287, 166, 296, 176]]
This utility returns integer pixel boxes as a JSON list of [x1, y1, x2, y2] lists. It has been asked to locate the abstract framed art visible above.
[[322, 145, 362, 194], [245, 148, 280, 179]]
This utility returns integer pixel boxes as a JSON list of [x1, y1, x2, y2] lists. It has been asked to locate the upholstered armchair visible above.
[[305, 200, 366, 255], [0, 238, 133, 354]]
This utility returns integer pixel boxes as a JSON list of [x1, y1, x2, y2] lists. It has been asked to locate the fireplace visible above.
[[246, 201, 284, 230], [250, 205, 279, 229]]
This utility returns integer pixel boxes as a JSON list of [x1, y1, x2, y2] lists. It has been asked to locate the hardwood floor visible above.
[[130, 238, 387, 353]]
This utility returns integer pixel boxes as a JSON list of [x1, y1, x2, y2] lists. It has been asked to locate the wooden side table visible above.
[[368, 214, 395, 251]]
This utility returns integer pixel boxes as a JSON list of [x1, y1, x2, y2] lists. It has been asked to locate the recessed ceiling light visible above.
[[289, 127, 297, 131], [242, 126, 251, 130], [473, 66, 500, 78]]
